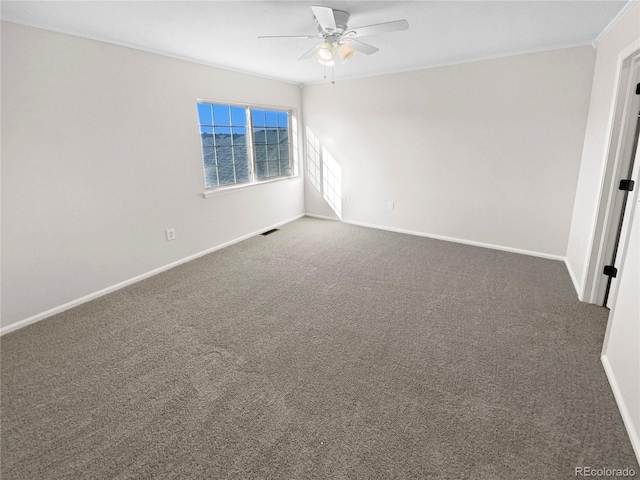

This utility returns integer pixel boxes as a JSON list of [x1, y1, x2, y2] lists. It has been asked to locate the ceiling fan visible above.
[[258, 5, 409, 66]]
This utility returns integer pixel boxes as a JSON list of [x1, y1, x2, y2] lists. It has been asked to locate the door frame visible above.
[[583, 44, 640, 305]]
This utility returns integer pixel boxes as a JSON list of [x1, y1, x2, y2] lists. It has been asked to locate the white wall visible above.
[[1, 22, 304, 331], [303, 46, 596, 258], [565, 3, 640, 300], [602, 177, 640, 463], [571, 1, 640, 463]]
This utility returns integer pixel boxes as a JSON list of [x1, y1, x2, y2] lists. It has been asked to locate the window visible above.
[[197, 102, 293, 189]]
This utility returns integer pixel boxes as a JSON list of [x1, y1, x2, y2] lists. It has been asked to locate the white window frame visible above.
[[196, 99, 298, 197]]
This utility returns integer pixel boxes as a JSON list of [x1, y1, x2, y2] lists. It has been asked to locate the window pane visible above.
[[251, 109, 265, 127], [231, 107, 246, 126], [255, 145, 267, 163], [267, 144, 279, 161], [200, 126, 214, 146], [251, 109, 291, 180], [278, 128, 288, 144], [256, 161, 268, 179], [197, 103, 213, 125], [279, 144, 290, 162], [204, 165, 219, 188], [234, 145, 249, 165], [265, 110, 278, 127], [214, 127, 232, 146], [213, 105, 231, 126], [253, 128, 266, 144], [202, 147, 216, 165], [216, 146, 233, 167], [279, 162, 291, 175], [268, 161, 280, 176], [232, 128, 247, 144], [234, 163, 250, 183], [277, 111, 288, 128], [265, 129, 278, 144], [218, 165, 236, 185]]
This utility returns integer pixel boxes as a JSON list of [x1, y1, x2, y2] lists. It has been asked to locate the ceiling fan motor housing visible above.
[[316, 9, 350, 36]]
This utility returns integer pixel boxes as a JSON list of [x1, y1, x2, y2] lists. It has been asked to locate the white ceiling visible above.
[[0, 1, 630, 85]]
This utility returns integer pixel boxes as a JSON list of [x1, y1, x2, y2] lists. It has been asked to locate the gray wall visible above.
[[303, 46, 596, 258], [1, 22, 304, 330]]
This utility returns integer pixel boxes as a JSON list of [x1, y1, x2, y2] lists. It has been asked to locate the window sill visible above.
[[203, 175, 299, 199]]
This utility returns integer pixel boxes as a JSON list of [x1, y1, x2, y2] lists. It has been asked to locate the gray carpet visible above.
[[1, 216, 638, 479]]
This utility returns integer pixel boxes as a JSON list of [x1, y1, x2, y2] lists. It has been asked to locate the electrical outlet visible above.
[[387, 201, 394, 211], [166, 228, 176, 241], [342, 197, 347, 205]]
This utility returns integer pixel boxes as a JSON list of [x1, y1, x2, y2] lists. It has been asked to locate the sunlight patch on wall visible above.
[[306, 127, 321, 192], [322, 147, 342, 219], [305, 127, 343, 219]]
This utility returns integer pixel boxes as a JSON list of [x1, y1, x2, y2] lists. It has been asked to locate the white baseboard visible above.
[[340, 218, 566, 261], [304, 213, 339, 221], [0, 214, 305, 336], [601, 354, 640, 464]]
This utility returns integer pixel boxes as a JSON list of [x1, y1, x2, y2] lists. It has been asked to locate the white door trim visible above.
[[582, 41, 640, 304]]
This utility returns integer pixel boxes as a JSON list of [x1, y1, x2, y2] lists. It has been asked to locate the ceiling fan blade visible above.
[[258, 35, 318, 39], [344, 19, 409, 38], [311, 5, 337, 33], [299, 43, 320, 60], [348, 39, 379, 55]]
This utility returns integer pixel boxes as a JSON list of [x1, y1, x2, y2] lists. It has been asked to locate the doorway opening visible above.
[[585, 50, 640, 307], [603, 97, 639, 306]]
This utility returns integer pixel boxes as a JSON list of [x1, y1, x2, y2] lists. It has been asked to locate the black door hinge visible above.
[[636, 82, 640, 94], [619, 179, 635, 191], [603, 265, 618, 277]]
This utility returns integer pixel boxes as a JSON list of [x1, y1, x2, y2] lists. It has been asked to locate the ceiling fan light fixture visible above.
[[318, 58, 335, 67], [338, 43, 356, 62], [316, 41, 334, 62]]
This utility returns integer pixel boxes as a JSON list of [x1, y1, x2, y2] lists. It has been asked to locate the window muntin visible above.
[[197, 102, 292, 189]]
